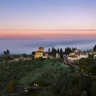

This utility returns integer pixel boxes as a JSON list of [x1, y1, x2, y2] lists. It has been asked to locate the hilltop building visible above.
[[67, 49, 88, 62], [56, 53, 60, 59], [89, 51, 96, 59], [43, 52, 49, 58], [35, 47, 44, 58]]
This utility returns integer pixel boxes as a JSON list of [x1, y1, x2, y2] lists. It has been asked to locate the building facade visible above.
[[67, 49, 88, 62], [35, 47, 44, 58]]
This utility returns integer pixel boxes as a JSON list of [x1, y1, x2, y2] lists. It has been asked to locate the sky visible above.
[[0, 0, 96, 38]]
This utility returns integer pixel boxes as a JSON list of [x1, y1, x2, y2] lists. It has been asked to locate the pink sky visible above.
[[0, 29, 96, 39], [0, 0, 96, 39]]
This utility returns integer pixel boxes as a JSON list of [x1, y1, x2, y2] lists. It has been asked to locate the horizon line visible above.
[[0, 29, 96, 31], [0, 34, 96, 39]]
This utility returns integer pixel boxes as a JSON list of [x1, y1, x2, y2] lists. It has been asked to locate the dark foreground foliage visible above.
[[0, 59, 96, 96]]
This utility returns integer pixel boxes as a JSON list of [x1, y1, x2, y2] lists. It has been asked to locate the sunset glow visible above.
[[0, 0, 96, 38], [0, 29, 96, 39]]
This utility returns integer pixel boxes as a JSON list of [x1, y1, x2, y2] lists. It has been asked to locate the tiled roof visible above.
[[68, 55, 77, 58], [39, 47, 44, 49]]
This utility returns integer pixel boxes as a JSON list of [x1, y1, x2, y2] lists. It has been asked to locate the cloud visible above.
[[0, 38, 96, 54]]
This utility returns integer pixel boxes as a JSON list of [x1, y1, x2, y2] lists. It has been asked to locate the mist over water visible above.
[[0, 38, 96, 54]]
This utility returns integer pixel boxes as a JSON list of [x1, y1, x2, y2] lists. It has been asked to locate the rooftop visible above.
[[39, 47, 44, 49]]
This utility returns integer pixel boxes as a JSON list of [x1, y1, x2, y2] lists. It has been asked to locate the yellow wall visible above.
[[35, 52, 43, 58], [67, 56, 79, 61]]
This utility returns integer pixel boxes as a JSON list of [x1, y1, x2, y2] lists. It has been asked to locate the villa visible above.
[[67, 49, 88, 62], [43, 52, 49, 58], [88, 51, 96, 59], [56, 53, 60, 59], [35, 47, 44, 58]]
